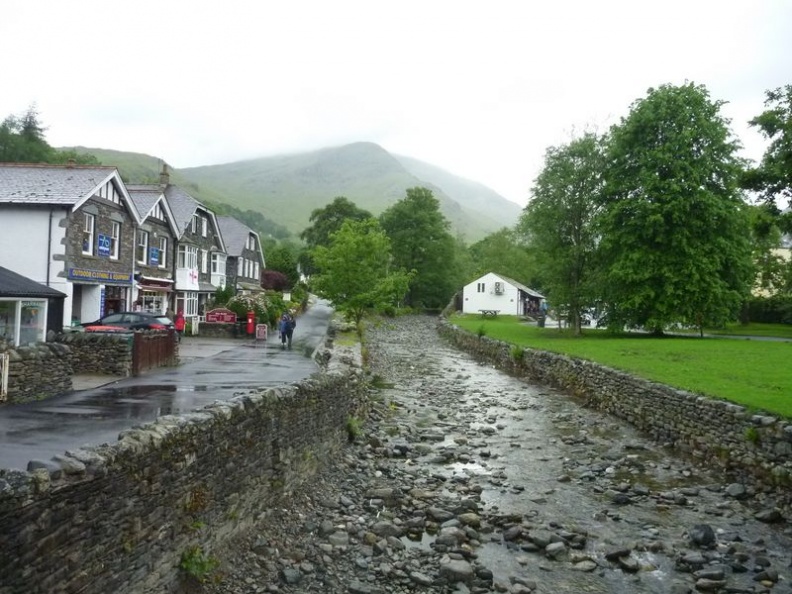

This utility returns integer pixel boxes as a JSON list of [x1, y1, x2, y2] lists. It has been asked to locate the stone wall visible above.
[[55, 331, 134, 375], [438, 318, 792, 501], [2, 342, 72, 403], [0, 339, 367, 594]]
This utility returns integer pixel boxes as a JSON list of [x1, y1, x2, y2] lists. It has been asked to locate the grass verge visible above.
[[449, 314, 792, 418]]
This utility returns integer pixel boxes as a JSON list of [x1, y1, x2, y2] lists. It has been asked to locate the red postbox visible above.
[[246, 311, 255, 335]]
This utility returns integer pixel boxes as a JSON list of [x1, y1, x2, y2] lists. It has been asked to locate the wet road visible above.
[[0, 300, 334, 471]]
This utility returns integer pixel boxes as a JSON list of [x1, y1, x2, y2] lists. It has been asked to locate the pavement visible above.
[[0, 300, 335, 472]]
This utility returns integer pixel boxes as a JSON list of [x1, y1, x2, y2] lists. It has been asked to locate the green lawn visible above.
[[449, 314, 792, 418]]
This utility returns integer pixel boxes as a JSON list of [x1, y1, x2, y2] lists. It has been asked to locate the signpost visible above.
[[204, 308, 237, 323]]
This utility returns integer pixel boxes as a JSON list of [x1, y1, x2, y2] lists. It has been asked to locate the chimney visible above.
[[159, 163, 170, 187]]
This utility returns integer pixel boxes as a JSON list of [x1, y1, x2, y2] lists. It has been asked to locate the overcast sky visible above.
[[2, 1, 790, 207]]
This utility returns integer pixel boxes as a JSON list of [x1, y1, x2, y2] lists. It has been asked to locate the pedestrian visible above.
[[278, 312, 294, 349], [174, 310, 185, 342]]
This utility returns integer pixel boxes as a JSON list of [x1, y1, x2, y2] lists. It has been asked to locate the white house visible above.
[[462, 272, 544, 316]]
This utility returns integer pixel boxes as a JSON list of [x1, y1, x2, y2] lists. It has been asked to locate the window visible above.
[[82, 213, 95, 255], [201, 216, 208, 237], [158, 237, 168, 268], [136, 231, 149, 265], [477, 282, 485, 293], [211, 253, 226, 275], [178, 244, 198, 269], [200, 249, 208, 274], [191, 214, 200, 234], [110, 222, 121, 260], [237, 258, 244, 277], [177, 292, 199, 317], [253, 261, 259, 281]]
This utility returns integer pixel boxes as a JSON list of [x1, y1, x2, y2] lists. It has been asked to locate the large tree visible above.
[[311, 219, 413, 324], [0, 105, 99, 165], [743, 84, 792, 212], [518, 133, 606, 334], [599, 83, 753, 334], [468, 227, 536, 286], [379, 187, 457, 309]]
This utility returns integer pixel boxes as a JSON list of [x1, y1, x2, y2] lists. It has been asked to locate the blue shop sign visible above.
[[97, 234, 111, 257], [68, 268, 132, 284], [149, 247, 160, 266]]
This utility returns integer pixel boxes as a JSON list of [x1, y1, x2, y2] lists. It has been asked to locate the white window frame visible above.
[[211, 253, 226, 276], [200, 249, 208, 274], [110, 221, 121, 260], [158, 237, 168, 269], [191, 214, 200, 234], [177, 244, 198, 269], [82, 213, 95, 255], [136, 230, 149, 265], [201, 216, 208, 237]]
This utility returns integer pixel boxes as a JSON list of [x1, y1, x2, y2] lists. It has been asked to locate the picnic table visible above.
[[478, 309, 500, 317]]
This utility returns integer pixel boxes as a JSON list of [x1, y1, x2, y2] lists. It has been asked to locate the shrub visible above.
[[180, 545, 219, 583], [226, 294, 271, 324], [743, 295, 792, 324]]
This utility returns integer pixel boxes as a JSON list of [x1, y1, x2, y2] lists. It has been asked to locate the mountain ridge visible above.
[[64, 142, 522, 242]]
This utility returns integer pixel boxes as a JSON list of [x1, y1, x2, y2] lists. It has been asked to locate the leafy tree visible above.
[[747, 202, 789, 296], [300, 196, 373, 248], [468, 228, 536, 284], [519, 133, 606, 334], [379, 187, 457, 309], [0, 104, 99, 165], [743, 85, 792, 211], [263, 243, 300, 286], [300, 196, 373, 277], [599, 83, 753, 334], [261, 269, 291, 291], [312, 219, 413, 324]]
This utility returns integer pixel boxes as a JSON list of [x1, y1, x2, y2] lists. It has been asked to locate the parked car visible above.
[[81, 312, 174, 331]]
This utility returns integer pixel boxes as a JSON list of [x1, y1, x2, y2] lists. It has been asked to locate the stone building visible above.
[[127, 180, 180, 315], [216, 215, 266, 295], [0, 163, 142, 328], [160, 168, 227, 324]]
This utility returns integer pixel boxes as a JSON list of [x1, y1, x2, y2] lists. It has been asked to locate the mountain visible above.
[[64, 142, 522, 242]]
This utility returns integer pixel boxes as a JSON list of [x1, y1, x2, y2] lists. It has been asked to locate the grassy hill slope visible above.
[[64, 142, 521, 242]]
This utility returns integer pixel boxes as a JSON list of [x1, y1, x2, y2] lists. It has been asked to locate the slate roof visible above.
[[0, 266, 66, 298], [127, 184, 163, 218], [217, 216, 252, 256], [0, 163, 121, 207], [164, 185, 202, 236], [491, 273, 545, 299]]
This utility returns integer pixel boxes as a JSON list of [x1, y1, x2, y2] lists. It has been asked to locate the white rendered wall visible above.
[[462, 273, 519, 315], [0, 207, 74, 328]]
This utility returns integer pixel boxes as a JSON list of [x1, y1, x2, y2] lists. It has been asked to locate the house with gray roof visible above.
[[0, 265, 66, 346], [127, 183, 180, 315], [158, 166, 227, 321], [462, 271, 545, 316], [0, 163, 142, 329], [217, 216, 265, 294]]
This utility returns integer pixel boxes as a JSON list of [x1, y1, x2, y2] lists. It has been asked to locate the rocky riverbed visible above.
[[204, 315, 791, 594]]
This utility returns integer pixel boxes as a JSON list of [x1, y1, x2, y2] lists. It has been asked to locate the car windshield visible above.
[[155, 317, 173, 325]]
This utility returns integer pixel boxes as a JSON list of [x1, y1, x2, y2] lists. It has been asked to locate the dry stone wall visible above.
[[1, 342, 72, 403], [0, 340, 367, 594], [438, 318, 792, 499]]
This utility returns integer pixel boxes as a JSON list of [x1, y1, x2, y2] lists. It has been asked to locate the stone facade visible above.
[[62, 197, 137, 280], [437, 318, 792, 506], [0, 339, 367, 594]]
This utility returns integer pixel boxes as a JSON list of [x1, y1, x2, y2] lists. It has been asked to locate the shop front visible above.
[[0, 266, 66, 346], [135, 276, 174, 315], [68, 267, 133, 324]]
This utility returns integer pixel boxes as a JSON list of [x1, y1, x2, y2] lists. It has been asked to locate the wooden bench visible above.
[[478, 309, 500, 317]]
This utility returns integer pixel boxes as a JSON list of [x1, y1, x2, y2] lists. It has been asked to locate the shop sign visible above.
[[149, 247, 160, 266], [69, 268, 132, 284], [98, 234, 111, 257], [205, 308, 237, 323]]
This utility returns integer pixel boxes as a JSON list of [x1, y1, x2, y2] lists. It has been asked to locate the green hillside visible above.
[[63, 142, 522, 242]]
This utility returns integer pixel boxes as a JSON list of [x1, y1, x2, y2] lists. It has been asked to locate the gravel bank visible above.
[[202, 315, 792, 594]]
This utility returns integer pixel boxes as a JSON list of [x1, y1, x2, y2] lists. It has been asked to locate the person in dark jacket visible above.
[[278, 312, 294, 349]]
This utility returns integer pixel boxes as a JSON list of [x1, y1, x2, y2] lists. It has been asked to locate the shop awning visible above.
[[137, 284, 173, 293]]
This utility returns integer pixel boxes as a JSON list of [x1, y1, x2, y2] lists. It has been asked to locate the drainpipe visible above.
[[46, 208, 54, 286]]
